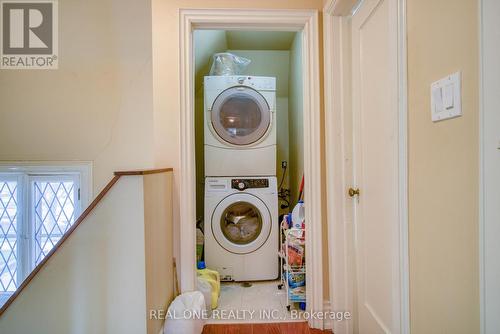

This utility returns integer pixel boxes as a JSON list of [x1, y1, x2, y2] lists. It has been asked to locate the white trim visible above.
[[323, 299, 333, 330], [0, 161, 92, 208], [478, 0, 500, 332], [179, 8, 197, 294], [479, 0, 485, 332], [323, 6, 354, 334], [179, 8, 324, 329], [397, 1, 410, 333], [323, 1, 409, 333], [0, 162, 91, 291]]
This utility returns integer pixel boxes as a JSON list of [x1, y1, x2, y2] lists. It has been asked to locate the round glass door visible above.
[[220, 202, 262, 245], [211, 87, 270, 146], [212, 193, 271, 254]]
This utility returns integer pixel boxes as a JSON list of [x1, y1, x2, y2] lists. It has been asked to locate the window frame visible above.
[[0, 173, 23, 292], [0, 162, 91, 297]]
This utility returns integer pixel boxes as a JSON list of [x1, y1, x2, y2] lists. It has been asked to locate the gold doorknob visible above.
[[348, 187, 360, 197]]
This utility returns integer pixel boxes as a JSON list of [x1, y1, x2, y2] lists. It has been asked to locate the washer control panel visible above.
[[231, 178, 269, 191]]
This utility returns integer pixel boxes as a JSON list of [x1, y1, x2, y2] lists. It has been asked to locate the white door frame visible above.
[[179, 9, 325, 329], [479, 0, 500, 332], [323, 1, 410, 333]]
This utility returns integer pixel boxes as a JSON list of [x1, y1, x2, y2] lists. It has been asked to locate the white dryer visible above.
[[204, 75, 276, 176], [204, 176, 278, 281]]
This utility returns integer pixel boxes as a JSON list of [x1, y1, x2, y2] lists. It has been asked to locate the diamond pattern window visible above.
[[0, 179, 19, 293], [33, 177, 78, 265], [0, 167, 87, 307]]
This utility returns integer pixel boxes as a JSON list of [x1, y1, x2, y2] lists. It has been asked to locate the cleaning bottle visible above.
[[196, 228, 204, 262], [291, 200, 305, 229], [196, 261, 220, 309], [197, 261, 220, 284]]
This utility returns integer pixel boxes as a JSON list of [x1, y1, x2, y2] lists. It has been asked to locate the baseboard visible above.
[[323, 299, 333, 330]]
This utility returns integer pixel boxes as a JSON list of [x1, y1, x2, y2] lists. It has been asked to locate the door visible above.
[[210, 87, 271, 146], [211, 193, 271, 254], [351, 0, 400, 332]]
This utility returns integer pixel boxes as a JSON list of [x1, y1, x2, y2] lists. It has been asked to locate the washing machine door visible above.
[[211, 86, 271, 146], [211, 193, 271, 254]]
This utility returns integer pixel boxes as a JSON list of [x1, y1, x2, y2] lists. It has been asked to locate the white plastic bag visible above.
[[209, 52, 251, 76], [163, 291, 206, 334], [197, 277, 212, 311]]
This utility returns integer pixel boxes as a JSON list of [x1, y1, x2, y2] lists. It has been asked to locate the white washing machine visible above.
[[204, 176, 278, 281], [204, 75, 276, 176]]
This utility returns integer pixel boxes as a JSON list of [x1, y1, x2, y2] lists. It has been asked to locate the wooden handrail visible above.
[[114, 168, 173, 176], [0, 168, 173, 317]]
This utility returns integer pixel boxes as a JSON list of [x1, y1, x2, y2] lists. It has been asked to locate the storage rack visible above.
[[278, 223, 306, 311]]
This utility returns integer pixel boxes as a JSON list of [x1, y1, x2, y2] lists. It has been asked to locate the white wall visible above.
[[0, 176, 147, 334]]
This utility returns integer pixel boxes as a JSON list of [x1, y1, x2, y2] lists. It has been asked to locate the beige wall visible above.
[[407, 0, 480, 333], [0, 0, 327, 314], [143, 172, 174, 334], [0, 0, 482, 330], [0, 0, 155, 195], [0, 173, 174, 334], [0, 176, 148, 334]]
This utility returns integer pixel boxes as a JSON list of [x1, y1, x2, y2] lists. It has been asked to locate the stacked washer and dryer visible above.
[[204, 75, 279, 281]]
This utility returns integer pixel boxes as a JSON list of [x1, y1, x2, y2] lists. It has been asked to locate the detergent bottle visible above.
[[196, 261, 220, 309], [196, 228, 204, 262], [291, 200, 305, 229]]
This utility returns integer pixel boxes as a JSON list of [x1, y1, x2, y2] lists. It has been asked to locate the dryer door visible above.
[[211, 193, 271, 254], [211, 86, 271, 146]]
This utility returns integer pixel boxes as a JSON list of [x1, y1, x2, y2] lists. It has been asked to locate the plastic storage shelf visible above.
[[278, 224, 306, 311]]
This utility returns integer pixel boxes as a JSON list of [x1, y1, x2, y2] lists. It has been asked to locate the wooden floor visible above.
[[202, 322, 332, 334]]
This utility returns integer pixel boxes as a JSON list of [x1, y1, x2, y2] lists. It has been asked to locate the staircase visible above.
[[0, 169, 175, 334]]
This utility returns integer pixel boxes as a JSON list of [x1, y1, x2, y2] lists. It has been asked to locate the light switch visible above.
[[431, 71, 461, 122], [443, 83, 454, 109], [432, 87, 443, 112]]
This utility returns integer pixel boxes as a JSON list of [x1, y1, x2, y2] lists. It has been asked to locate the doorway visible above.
[[324, 0, 409, 333], [179, 9, 325, 329]]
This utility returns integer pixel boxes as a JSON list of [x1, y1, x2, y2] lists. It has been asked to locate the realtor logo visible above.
[[1, 0, 58, 69]]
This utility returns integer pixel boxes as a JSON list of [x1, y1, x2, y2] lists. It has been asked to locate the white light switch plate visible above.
[[431, 71, 462, 122]]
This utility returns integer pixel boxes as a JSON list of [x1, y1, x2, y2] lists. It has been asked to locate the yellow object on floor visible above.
[[197, 262, 220, 309]]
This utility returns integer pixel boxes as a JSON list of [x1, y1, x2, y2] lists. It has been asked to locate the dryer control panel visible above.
[[231, 178, 269, 191]]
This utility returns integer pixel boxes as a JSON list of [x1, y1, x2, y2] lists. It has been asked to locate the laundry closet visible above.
[[193, 30, 306, 320]]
